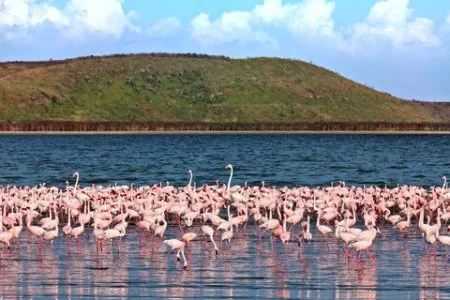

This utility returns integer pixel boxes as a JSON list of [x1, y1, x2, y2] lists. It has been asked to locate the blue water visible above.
[[0, 134, 450, 299], [0, 134, 449, 188]]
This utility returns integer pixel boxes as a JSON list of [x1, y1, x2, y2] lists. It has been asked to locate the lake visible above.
[[0, 133, 449, 188], [0, 133, 449, 299]]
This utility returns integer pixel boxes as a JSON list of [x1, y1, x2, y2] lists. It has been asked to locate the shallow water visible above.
[[0, 224, 449, 299], [1, 134, 450, 298]]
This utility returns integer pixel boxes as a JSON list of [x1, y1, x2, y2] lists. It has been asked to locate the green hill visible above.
[[0, 53, 448, 126]]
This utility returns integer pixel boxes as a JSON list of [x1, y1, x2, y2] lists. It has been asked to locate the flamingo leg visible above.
[[166, 249, 173, 262], [419, 239, 425, 255], [367, 250, 376, 265]]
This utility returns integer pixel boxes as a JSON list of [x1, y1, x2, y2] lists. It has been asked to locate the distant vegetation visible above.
[[0, 52, 449, 130]]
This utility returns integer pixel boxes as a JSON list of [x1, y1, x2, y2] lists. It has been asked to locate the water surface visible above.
[[0, 134, 448, 188], [0, 224, 448, 298], [0, 134, 449, 298]]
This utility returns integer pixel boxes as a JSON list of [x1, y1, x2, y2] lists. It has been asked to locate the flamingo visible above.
[[299, 216, 313, 244], [163, 239, 188, 270], [316, 209, 332, 250], [395, 209, 412, 236], [182, 232, 197, 248], [70, 222, 85, 243], [436, 214, 450, 255], [279, 212, 291, 243], [72, 172, 90, 202], [225, 164, 247, 203], [63, 209, 72, 236], [0, 229, 14, 249], [201, 225, 218, 255], [349, 238, 375, 267], [221, 226, 234, 249], [335, 220, 356, 258]]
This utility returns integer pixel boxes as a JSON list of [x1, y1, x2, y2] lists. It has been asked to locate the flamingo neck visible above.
[[211, 237, 218, 251], [436, 218, 441, 238], [180, 245, 188, 268], [74, 174, 79, 195], [227, 167, 233, 193], [188, 172, 193, 189]]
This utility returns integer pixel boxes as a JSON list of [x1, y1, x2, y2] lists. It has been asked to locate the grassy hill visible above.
[[0, 53, 448, 126]]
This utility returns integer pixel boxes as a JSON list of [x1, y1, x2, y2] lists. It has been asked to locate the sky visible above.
[[1, 0, 450, 101]]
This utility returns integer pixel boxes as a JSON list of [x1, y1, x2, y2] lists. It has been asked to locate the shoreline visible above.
[[2, 122, 450, 134], [2, 130, 450, 135]]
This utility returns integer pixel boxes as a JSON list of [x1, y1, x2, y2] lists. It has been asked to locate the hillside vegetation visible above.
[[0, 53, 448, 125]]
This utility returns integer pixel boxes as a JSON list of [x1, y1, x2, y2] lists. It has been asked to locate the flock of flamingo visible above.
[[0, 164, 450, 270]]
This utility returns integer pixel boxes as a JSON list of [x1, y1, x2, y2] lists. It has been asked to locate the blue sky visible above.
[[2, 0, 450, 101]]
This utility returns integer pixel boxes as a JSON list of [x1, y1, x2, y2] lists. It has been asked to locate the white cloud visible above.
[[253, 0, 337, 38], [0, 0, 138, 40], [190, 0, 441, 53], [350, 0, 439, 48], [190, 0, 336, 46], [0, 0, 67, 28], [62, 0, 138, 39], [191, 11, 274, 45], [147, 17, 181, 38]]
